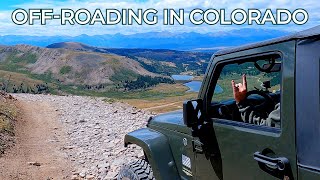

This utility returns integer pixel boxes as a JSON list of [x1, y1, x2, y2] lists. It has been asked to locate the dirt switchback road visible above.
[[0, 100, 72, 179]]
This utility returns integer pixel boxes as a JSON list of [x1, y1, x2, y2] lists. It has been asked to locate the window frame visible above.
[[205, 51, 283, 133]]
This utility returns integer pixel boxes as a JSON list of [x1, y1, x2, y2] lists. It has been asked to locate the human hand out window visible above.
[[231, 74, 247, 103]]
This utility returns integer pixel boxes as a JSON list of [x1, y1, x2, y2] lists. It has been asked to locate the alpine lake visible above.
[[171, 75, 223, 93]]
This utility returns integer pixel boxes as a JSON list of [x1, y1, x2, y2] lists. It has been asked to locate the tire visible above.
[[117, 159, 155, 180]]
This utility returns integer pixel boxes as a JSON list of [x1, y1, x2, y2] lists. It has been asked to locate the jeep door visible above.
[[296, 38, 320, 179], [199, 41, 297, 179]]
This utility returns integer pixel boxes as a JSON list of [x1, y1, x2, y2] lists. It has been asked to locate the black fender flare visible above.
[[124, 128, 180, 180]]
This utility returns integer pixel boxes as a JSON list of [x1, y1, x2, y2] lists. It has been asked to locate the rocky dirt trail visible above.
[[0, 97, 72, 179], [0, 94, 154, 180]]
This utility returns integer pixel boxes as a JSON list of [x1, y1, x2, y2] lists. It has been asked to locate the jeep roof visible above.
[[215, 25, 320, 56]]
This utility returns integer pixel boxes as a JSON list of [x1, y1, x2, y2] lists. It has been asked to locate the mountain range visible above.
[[0, 28, 292, 95], [0, 42, 212, 95], [0, 29, 290, 51]]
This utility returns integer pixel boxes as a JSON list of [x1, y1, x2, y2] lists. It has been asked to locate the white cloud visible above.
[[0, 0, 319, 36]]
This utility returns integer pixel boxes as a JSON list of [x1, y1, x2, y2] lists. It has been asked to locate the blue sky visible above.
[[0, 1, 24, 10], [0, 0, 319, 36]]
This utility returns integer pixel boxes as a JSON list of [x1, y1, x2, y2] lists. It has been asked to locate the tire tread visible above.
[[118, 159, 155, 180]]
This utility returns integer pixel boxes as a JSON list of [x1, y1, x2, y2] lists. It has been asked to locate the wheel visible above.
[[117, 159, 155, 180]]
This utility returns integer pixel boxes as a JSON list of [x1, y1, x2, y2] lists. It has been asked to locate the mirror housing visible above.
[[183, 99, 203, 128], [262, 62, 281, 72]]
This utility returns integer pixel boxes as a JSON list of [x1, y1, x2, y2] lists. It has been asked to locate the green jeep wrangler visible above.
[[118, 26, 320, 180]]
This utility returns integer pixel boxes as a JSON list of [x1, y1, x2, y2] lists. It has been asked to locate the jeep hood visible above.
[[148, 110, 191, 135]]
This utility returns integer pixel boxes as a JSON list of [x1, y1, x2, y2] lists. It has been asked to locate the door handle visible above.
[[253, 152, 288, 170], [253, 151, 293, 179]]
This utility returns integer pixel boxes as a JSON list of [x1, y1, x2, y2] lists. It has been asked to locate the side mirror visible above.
[[183, 99, 203, 127], [262, 63, 281, 72]]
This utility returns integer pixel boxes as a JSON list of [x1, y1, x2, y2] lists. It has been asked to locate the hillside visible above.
[[0, 42, 210, 100], [47, 42, 212, 75], [0, 92, 17, 155], [0, 44, 157, 94]]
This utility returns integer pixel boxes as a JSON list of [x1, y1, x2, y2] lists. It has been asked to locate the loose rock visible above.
[[27, 162, 41, 166], [13, 94, 154, 179]]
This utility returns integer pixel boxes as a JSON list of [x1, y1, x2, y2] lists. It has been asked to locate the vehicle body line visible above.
[[298, 163, 320, 173], [212, 118, 281, 135], [148, 124, 191, 136]]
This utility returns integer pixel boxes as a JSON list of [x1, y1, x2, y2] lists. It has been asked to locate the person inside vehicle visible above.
[[231, 74, 280, 128]]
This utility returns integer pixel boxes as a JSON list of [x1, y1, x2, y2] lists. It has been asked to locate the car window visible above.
[[212, 62, 281, 102], [209, 55, 282, 128]]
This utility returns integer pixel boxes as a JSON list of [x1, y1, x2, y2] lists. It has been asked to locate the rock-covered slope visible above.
[[12, 94, 154, 179]]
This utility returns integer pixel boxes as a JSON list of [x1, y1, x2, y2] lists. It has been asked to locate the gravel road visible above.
[[4, 94, 155, 180]]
